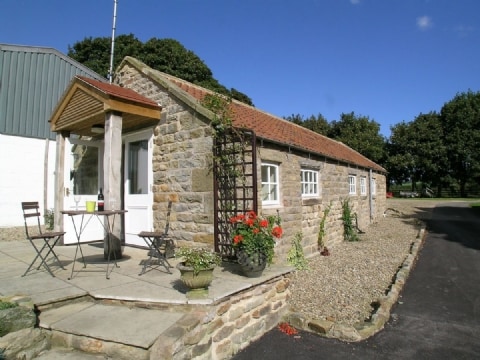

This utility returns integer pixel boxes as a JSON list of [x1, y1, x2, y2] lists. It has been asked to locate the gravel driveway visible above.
[[288, 199, 439, 326]]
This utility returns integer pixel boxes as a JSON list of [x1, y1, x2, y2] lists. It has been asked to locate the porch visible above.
[[0, 240, 292, 359]]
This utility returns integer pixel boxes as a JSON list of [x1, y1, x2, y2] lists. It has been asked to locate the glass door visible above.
[[63, 137, 104, 244]]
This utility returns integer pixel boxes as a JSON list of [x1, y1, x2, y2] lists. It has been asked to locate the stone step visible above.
[[38, 300, 201, 359], [35, 347, 108, 359]]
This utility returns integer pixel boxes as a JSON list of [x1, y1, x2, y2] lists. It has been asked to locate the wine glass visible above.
[[74, 195, 81, 210]]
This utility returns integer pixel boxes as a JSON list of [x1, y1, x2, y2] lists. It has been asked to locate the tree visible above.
[[284, 113, 330, 135], [440, 91, 480, 197], [386, 113, 447, 194], [68, 34, 142, 79], [68, 35, 253, 106], [328, 112, 385, 165], [384, 122, 415, 189]]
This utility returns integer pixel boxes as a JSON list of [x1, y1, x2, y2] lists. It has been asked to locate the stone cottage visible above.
[[51, 56, 386, 261]]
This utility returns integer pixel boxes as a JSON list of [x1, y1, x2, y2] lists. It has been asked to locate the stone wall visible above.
[[258, 146, 386, 261], [151, 275, 291, 359], [117, 64, 216, 246]]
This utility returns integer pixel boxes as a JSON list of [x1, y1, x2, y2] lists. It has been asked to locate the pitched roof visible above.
[[120, 57, 385, 173], [76, 76, 159, 108], [50, 75, 161, 136]]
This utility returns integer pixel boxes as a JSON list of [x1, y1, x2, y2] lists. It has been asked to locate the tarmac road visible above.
[[233, 201, 480, 359]]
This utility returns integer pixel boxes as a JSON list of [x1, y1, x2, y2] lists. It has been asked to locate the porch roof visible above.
[[50, 76, 161, 136]]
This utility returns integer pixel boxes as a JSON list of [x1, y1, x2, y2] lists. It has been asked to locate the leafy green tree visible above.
[[386, 113, 447, 194], [384, 122, 415, 189], [284, 113, 330, 135], [68, 34, 253, 106], [141, 38, 212, 83], [328, 112, 385, 165], [68, 34, 142, 79], [440, 91, 480, 197]]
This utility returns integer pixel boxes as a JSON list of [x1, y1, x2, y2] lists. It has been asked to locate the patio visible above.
[[0, 240, 293, 359]]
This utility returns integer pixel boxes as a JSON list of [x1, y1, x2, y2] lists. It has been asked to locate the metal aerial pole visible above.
[[108, 0, 118, 83]]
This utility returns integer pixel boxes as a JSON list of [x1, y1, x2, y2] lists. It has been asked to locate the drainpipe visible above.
[[369, 169, 373, 222]]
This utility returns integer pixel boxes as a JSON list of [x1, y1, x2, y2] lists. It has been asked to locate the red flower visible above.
[[245, 218, 254, 227], [260, 219, 268, 228], [278, 322, 298, 336], [233, 235, 243, 244], [272, 226, 283, 238]]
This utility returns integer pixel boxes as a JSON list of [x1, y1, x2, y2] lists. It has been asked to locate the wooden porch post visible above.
[[54, 131, 67, 244], [104, 111, 123, 259]]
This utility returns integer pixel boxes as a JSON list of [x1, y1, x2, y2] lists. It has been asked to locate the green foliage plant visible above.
[[0, 300, 18, 310], [318, 202, 332, 250], [341, 198, 359, 241], [175, 247, 222, 275], [287, 232, 309, 270], [44, 208, 54, 230]]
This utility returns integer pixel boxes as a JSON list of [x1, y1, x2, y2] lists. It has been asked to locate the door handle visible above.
[[65, 187, 70, 197]]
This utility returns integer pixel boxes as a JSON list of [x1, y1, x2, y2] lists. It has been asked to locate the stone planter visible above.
[[177, 263, 215, 297]]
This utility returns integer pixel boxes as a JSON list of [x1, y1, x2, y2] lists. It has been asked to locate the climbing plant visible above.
[[317, 202, 332, 250], [341, 198, 359, 241], [287, 232, 309, 270]]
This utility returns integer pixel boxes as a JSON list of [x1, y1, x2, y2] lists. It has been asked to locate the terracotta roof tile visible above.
[[166, 78, 384, 172], [77, 76, 159, 108]]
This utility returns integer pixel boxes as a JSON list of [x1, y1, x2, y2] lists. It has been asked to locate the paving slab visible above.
[[43, 303, 184, 348]]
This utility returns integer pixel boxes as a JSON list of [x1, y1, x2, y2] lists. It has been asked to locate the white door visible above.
[[124, 131, 153, 246], [63, 137, 105, 244]]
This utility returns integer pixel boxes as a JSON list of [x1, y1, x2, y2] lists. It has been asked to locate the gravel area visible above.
[[288, 199, 438, 326]]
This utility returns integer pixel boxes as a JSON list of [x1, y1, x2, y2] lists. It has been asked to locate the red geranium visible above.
[[229, 210, 282, 265]]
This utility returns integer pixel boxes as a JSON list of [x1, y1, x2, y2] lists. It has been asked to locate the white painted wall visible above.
[[0, 134, 56, 227]]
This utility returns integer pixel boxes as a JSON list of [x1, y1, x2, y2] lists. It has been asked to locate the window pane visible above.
[[270, 184, 277, 200], [70, 144, 98, 195], [128, 140, 148, 194], [261, 166, 269, 182], [262, 184, 269, 200]]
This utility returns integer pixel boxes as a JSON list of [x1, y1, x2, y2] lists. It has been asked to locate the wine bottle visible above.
[[98, 187, 104, 211]]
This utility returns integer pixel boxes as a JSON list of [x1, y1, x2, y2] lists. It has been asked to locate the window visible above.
[[348, 175, 356, 195], [301, 169, 319, 196], [261, 163, 279, 204], [371, 178, 376, 195], [360, 177, 367, 195]]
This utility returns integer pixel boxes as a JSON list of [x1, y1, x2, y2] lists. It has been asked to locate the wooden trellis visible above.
[[213, 129, 257, 259]]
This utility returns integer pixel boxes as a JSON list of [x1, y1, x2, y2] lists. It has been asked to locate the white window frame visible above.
[[348, 175, 357, 195], [371, 178, 376, 196], [261, 162, 280, 205], [301, 169, 319, 197], [360, 176, 367, 195]]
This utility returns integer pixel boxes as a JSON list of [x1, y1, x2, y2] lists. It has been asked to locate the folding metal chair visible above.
[[138, 201, 175, 275], [21, 202, 66, 277]]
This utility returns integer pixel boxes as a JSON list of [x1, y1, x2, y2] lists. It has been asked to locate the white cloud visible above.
[[416, 16, 433, 31], [350, 0, 360, 4]]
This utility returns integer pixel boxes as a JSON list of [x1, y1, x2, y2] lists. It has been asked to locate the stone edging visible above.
[[285, 227, 426, 342]]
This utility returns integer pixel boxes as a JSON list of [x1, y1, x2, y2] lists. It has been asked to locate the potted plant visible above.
[[176, 247, 222, 292], [229, 211, 283, 277]]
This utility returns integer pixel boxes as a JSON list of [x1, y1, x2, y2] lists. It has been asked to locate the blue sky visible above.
[[2, 0, 479, 137]]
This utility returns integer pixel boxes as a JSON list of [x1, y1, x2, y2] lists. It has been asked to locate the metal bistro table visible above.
[[61, 209, 127, 279]]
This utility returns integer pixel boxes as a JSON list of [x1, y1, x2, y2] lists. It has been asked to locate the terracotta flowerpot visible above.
[[236, 250, 267, 277]]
